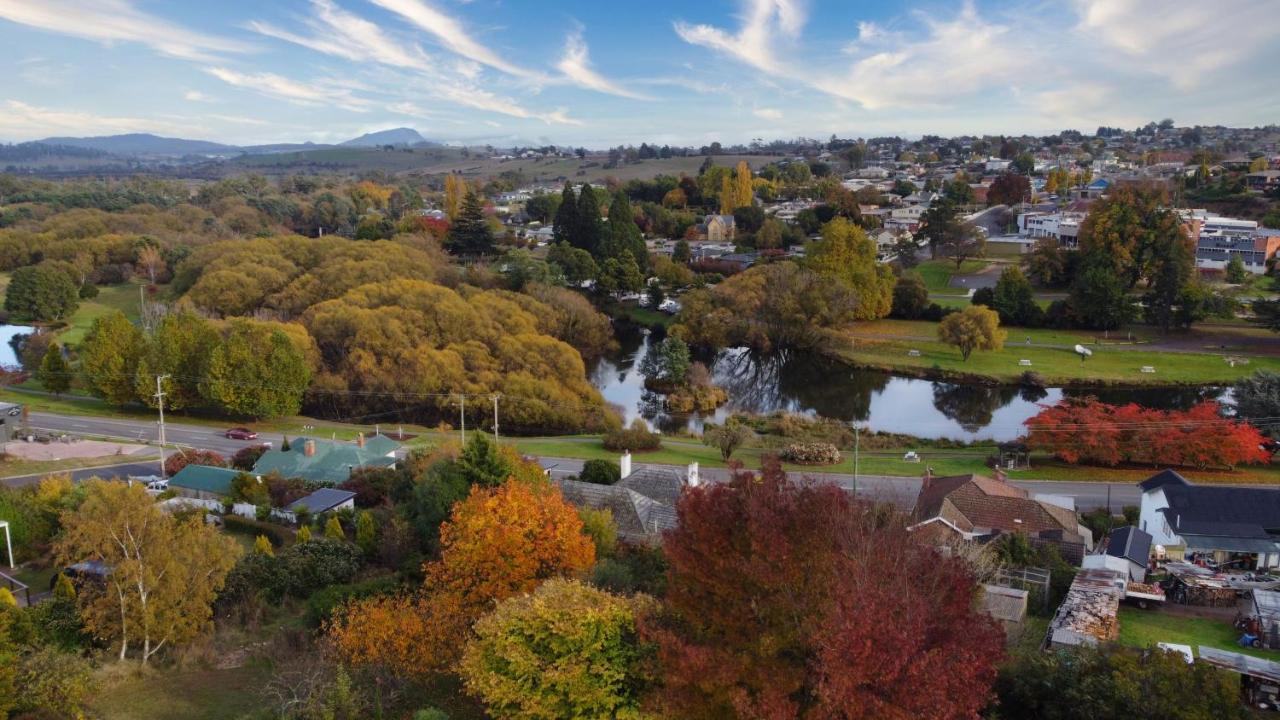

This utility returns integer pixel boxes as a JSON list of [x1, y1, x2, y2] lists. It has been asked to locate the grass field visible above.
[[58, 281, 143, 346], [86, 664, 271, 720], [1117, 606, 1278, 660], [834, 319, 1280, 385], [915, 259, 990, 293], [0, 452, 149, 479]]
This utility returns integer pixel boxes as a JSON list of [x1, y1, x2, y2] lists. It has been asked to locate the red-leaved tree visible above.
[[163, 448, 226, 477], [645, 458, 1004, 719], [1025, 398, 1270, 469]]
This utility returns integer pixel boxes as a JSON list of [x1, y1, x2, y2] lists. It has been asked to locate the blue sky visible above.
[[0, 0, 1277, 147]]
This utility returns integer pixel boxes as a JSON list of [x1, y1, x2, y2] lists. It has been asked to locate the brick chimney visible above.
[[687, 462, 700, 487], [304, 439, 316, 457], [356, 432, 365, 449], [620, 451, 632, 480]]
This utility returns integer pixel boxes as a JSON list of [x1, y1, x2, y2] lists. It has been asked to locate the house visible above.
[[1195, 233, 1280, 274], [287, 488, 357, 518], [555, 452, 695, 544], [910, 470, 1090, 562], [1017, 211, 1085, 247], [1137, 469, 1280, 570], [700, 214, 736, 242], [252, 434, 400, 485], [1246, 170, 1280, 194], [168, 464, 242, 501], [1098, 526, 1152, 582]]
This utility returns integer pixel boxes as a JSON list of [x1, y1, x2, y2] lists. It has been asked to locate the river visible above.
[[589, 328, 1227, 442]]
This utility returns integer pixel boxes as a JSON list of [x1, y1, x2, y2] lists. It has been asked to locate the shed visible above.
[[288, 489, 357, 515], [168, 465, 242, 501], [1103, 526, 1152, 581]]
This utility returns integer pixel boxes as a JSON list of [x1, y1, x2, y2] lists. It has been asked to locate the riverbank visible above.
[[828, 319, 1280, 387]]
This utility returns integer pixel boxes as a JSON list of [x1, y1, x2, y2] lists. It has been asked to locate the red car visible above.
[[224, 427, 259, 440]]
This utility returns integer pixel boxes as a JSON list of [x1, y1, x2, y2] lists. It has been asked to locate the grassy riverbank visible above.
[[831, 319, 1280, 386]]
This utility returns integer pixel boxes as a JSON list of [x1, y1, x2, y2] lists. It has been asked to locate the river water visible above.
[[589, 329, 1227, 442]]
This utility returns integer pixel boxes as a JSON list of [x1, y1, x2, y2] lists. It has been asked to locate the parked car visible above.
[[224, 427, 258, 440]]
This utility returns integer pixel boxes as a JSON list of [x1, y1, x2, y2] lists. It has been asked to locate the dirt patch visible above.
[[4, 439, 147, 461]]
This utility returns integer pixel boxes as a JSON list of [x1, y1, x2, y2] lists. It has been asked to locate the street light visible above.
[[0, 520, 12, 569]]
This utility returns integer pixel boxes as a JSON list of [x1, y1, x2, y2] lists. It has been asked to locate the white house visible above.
[[1137, 470, 1280, 570]]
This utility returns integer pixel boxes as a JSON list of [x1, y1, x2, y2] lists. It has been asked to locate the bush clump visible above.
[[780, 442, 842, 465], [602, 419, 661, 452]]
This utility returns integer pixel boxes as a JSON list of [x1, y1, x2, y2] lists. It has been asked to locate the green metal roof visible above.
[[251, 436, 399, 485], [169, 465, 241, 496]]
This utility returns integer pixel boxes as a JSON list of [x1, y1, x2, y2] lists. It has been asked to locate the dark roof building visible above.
[[288, 488, 357, 515], [1137, 470, 1280, 569], [555, 459, 696, 544]]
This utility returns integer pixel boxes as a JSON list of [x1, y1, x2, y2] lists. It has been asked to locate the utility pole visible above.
[[853, 423, 860, 499], [492, 395, 500, 444], [459, 393, 466, 446], [154, 375, 169, 478]]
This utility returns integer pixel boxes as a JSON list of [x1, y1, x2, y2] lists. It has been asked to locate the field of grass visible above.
[[1117, 606, 1278, 660], [915, 259, 990, 293], [86, 664, 270, 720], [58, 281, 143, 346], [0, 452, 149, 479], [834, 319, 1280, 385]]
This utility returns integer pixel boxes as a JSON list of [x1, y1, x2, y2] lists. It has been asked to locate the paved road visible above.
[[25, 412, 260, 456]]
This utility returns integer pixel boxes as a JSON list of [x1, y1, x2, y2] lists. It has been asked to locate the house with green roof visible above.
[[169, 464, 243, 501], [251, 434, 400, 485]]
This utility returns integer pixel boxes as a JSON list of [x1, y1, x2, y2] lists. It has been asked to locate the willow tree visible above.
[[807, 217, 894, 320]]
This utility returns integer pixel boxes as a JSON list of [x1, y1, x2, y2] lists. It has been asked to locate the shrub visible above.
[[769, 414, 856, 448], [164, 448, 226, 477], [780, 442, 842, 465], [338, 466, 402, 507], [304, 575, 400, 627], [578, 459, 621, 485], [272, 538, 363, 599], [231, 445, 267, 471], [602, 420, 661, 452], [222, 514, 289, 548]]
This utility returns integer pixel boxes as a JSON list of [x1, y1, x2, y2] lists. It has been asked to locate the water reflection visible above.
[[0, 325, 30, 368], [589, 327, 1228, 442]]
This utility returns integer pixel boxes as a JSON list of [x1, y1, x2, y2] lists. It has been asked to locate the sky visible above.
[[0, 0, 1277, 148]]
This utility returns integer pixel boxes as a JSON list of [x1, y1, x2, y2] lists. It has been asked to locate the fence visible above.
[[993, 566, 1052, 613], [0, 570, 31, 607]]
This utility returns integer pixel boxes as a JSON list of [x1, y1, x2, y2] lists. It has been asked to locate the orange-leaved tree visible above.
[[328, 479, 595, 677]]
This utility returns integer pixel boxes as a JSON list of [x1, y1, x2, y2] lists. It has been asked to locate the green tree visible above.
[[459, 432, 512, 488], [80, 310, 145, 405], [134, 311, 221, 411], [201, 320, 310, 418], [640, 336, 691, 384], [460, 579, 653, 720], [807, 216, 894, 320], [937, 305, 1006, 361], [703, 419, 753, 461], [606, 191, 646, 271], [4, 264, 79, 322], [547, 242, 599, 285], [447, 190, 495, 256], [578, 459, 621, 486], [1143, 224, 1198, 330], [598, 256, 643, 299], [672, 239, 691, 263], [1234, 371, 1280, 438], [1225, 253, 1248, 283], [575, 184, 603, 256], [1069, 255, 1135, 330], [37, 343, 72, 396], [552, 182, 579, 246], [991, 266, 1040, 326], [891, 273, 930, 320], [356, 510, 377, 555]]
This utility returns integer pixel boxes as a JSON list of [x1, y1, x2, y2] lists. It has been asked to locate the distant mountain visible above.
[[36, 133, 239, 157], [340, 127, 432, 147]]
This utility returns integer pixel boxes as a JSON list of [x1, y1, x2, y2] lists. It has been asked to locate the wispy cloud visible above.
[[205, 67, 371, 112], [247, 0, 431, 72], [183, 90, 214, 102], [0, 0, 250, 61], [367, 0, 540, 79], [674, 0, 806, 74], [556, 29, 649, 100], [0, 99, 196, 140], [753, 107, 782, 120]]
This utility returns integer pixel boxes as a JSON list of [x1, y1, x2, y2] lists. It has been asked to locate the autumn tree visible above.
[[443, 174, 464, 221], [136, 244, 165, 284], [733, 160, 754, 209], [80, 310, 145, 405], [55, 480, 239, 662], [163, 448, 226, 477], [647, 459, 1004, 719], [329, 480, 595, 676], [37, 343, 71, 396], [1077, 185, 1180, 288], [807, 217, 894, 320], [460, 579, 654, 719], [987, 172, 1030, 206], [937, 305, 1006, 360]]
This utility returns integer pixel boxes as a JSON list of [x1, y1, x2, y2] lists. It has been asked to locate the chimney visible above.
[[356, 432, 365, 449], [993, 467, 1007, 482], [620, 451, 632, 480], [687, 462, 700, 487], [304, 440, 316, 457], [922, 466, 934, 491]]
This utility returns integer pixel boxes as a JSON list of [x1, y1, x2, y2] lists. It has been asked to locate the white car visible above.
[[658, 298, 681, 314]]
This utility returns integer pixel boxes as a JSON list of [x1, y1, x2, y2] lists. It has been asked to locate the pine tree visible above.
[[606, 192, 646, 271], [324, 516, 346, 541], [37, 343, 72, 396], [296, 525, 312, 543], [356, 511, 377, 555], [575, 184, 602, 255], [447, 190, 494, 256], [553, 182, 579, 246]]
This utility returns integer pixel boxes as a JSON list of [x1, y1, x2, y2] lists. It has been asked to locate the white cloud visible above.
[[1073, 0, 1280, 89], [205, 67, 371, 112], [674, 0, 806, 74], [0, 99, 196, 140], [753, 107, 782, 120], [247, 0, 432, 72], [0, 0, 250, 61], [184, 90, 213, 102], [556, 30, 648, 100], [367, 0, 540, 79]]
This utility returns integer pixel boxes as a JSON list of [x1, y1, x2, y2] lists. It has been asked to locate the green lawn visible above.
[[915, 259, 990, 293], [58, 281, 143, 346], [835, 319, 1280, 385], [1117, 606, 1280, 660], [0, 453, 152, 480]]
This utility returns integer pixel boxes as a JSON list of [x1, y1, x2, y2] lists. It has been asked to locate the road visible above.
[[0, 411, 1218, 513]]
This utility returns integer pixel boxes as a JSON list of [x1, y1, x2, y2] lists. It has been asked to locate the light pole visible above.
[[853, 423, 862, 499]]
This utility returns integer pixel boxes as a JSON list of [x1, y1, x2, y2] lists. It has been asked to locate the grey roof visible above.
[[555, 464, 688, 544], [618, 466, 685, 506], [1180, 534, 1280, 554], [288, 488, 357, 514], [1105, 526, 1152, 566], [1138, 469, 1190, 493], [1153, 478, 1280, 543]]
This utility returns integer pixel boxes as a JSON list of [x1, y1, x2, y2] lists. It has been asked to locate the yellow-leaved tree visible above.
[[937, 305, 1006, 361], [734, 160, 754, 210], [54, 480, 240, 662], [807, 217, 895, 320], [328, 479, 595, 677]]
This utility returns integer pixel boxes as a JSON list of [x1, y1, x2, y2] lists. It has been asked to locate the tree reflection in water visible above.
[[931, 383, 1022, 433]]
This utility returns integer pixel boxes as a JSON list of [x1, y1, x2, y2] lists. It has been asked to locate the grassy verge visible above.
[[58, 281, 143, 346], [916, 259, 990, 293], [1117, 606, 1278, 660], [0, 452, 150, 478], [833, 320, 1280, 385]]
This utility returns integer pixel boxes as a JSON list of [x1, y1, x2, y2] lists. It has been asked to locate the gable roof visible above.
[[1105, 526, 1152, 566], [1139, 469, 1190, 493], [252, 437, 398, 485], [913, 473, 1079, 536], [169, 464, 241, 496], [1156, 481, 1280, 541], [288, 488, 357, 514]]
